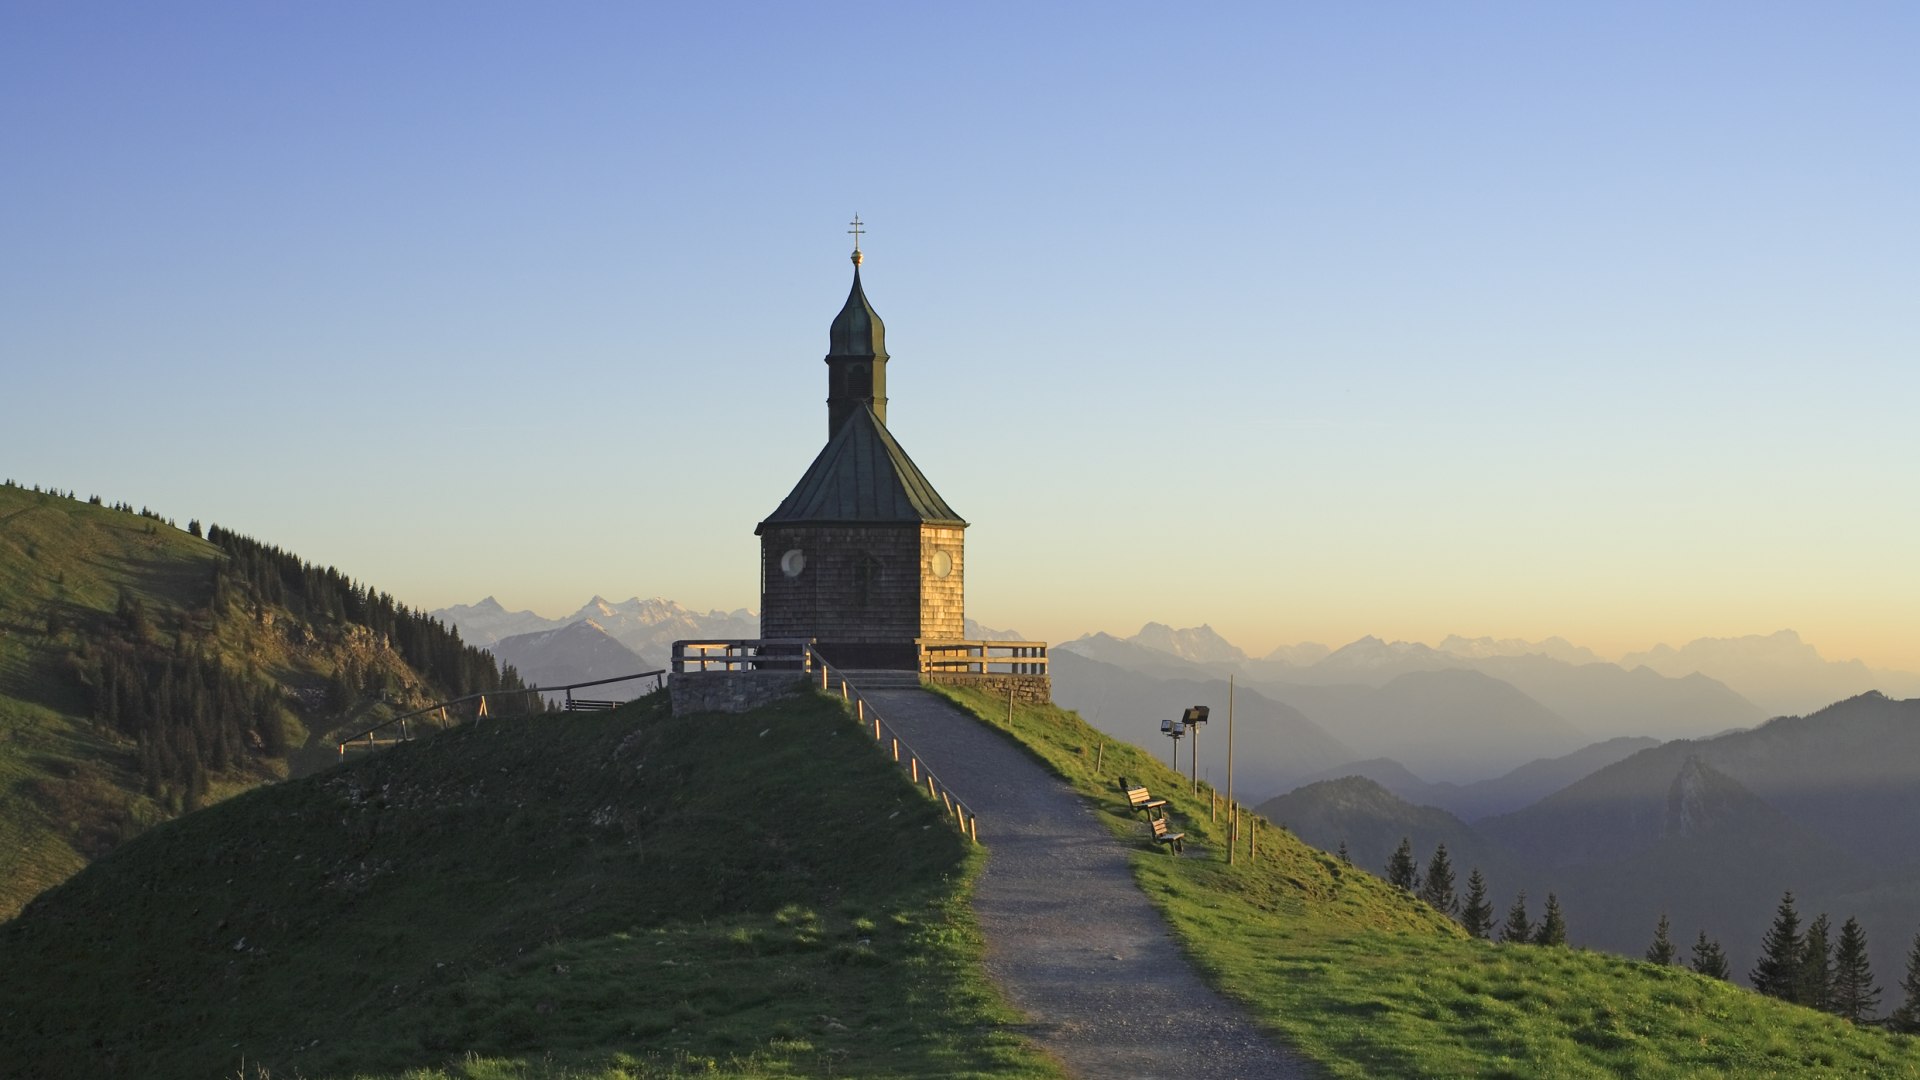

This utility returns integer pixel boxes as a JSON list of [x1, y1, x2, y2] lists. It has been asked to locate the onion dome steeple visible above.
[[825, 214, 888, 435]]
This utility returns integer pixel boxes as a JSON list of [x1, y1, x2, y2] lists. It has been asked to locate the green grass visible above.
[[0, 483, 502, 920], [0, 485, 227, 917], [933, 683, 1920, 1079], [0, 690, 1062, 1079]]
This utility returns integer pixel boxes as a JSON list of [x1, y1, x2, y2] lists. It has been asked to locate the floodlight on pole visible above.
[[1182, 706, 1209, 794], [1160, 716, 1186, 769]]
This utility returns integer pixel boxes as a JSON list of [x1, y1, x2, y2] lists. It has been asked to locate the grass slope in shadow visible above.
[[0, 690, 1061, 1080]]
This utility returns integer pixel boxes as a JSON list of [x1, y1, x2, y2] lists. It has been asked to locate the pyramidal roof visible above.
[[757, 405, 965, 532]]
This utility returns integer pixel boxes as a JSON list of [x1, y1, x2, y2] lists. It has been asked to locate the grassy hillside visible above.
[[0, 482, 525, 920], [932, 685, 1920, 1078], [0, 485, 229, 915], [0, 690, 1057, 1079]]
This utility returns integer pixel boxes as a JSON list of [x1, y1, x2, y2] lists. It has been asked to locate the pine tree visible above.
[[1336, 839, 1350, 865], [1386, 837, 1419, 891], [1419, 843, 1458, 914], [1829, 916, 1879, 1023], [1534, 893, 1567, 946], [1891, 932, 1920, 1033], [1800, 912, 1833, 1010], [1691, 931, 1730, 980], [1646, 913, 1676, 965], [1751, 891, 1803, 1001], [1460, 868, 1494, 939], [1501, 891, 1532, 944]]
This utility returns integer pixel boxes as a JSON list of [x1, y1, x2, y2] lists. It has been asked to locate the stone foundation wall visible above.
[[925, 673, 1052, 705], [669, 670, 810, 716]]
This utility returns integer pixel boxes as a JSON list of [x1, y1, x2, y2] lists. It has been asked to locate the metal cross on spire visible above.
[[848, 213, 865, 266]]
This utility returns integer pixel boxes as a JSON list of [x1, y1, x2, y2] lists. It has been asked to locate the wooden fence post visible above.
[[1095, 739, 1104, 775], [911, 757, 919, 783]]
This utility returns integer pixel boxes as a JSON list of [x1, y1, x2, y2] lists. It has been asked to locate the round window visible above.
[[930, 550, 953, 579], [780, 549, 807, 577]]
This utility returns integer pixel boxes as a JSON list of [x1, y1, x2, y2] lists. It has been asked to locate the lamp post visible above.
[[1182, 706, 1209, 794], [1160, 716, 1186, 769]]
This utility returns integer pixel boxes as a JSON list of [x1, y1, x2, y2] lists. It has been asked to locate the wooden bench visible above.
[[1150, 817, 1186, 854], [564, 698, 620, 712], [1119, 779, 1168, 819]]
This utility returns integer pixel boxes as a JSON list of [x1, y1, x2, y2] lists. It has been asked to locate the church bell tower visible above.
[[824, 222, 888, 436], [756, 219, 966, 669]]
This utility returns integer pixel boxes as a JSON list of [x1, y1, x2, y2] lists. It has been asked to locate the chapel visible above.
[[756, 222, 965, 669]]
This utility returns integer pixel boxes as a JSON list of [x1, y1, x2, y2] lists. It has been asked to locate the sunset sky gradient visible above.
[[4, 3, 1917, 667]]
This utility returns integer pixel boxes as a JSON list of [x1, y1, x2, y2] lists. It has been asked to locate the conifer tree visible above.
[[1386, 837, 1419, 891], [1460, 868, 1494, 939], [1534, 892, 1567, 946], [1336, 839, 1350, 865], [1800, 912, 1833, 1010], [1751, 891, 1803, 1000], [1501, 891, 1532, 944], [1891, 932, 1920, 1033], [1419, 843, 1457, 914], [1829, 916, 1879, 1023], [1691, 931, 1730, 979], [1646, 913, 1676, 965]]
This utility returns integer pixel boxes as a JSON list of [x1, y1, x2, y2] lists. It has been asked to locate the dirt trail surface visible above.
[[861, 688, 1318, 1080]]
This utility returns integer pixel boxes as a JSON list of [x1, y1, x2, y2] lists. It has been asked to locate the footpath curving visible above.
[[861, 688, 1318, 1080]]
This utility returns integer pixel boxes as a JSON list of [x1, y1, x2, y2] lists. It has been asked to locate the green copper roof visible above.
[[827, 267, 887, 359], [758, 406, 965, 532]]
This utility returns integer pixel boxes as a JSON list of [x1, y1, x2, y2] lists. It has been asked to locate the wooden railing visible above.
[[808, 646, 981, 844], [918, 639, 1049, 677], [335, 669, 666, 756], [671, 638, 815, 672]]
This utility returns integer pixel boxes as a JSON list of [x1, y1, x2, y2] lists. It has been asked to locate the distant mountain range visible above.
[[1284, 736, 1662, 822], [1055, 626, 1765, 787], [1263, 693, 1920, 992], [433, 598, 1023, 676], [432, 596, 758, 662], [1050, 649, 1357, 796], [1619, 629, 1920, 718], [488, 621, 658, 702]]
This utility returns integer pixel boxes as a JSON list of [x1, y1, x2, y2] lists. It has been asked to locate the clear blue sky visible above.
[[5, 3, 1917, 666]]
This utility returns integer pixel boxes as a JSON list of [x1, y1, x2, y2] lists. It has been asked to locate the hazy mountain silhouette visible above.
[[1257, 775, 1531, 895], [1049, 649, 1356, 796], [1128, 621, 1250, 664], [1435, 634, 1603, 665], [1055, 632, 1226, 680], [1473, 694, 1920, 984], [489, 620, 657, 702], [1457, 655, 1761, 742], [434, 596, 757, 661], [1620, 630, 1920, 718], [1287, 736, 1663, 822], [432, 596, 565, 648], [1258, 668, 1589, 784]]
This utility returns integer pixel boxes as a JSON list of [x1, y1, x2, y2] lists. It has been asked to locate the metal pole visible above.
[[1190, 724, 1199, 795], [1227, 675, 1236, 865]]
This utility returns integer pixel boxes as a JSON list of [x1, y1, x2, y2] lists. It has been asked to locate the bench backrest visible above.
[[1125, 787, 1154, 806], [1152, 818, 1176, 837]]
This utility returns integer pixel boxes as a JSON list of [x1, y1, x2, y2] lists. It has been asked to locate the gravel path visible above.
[[861, 688, 1318, 1080]]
